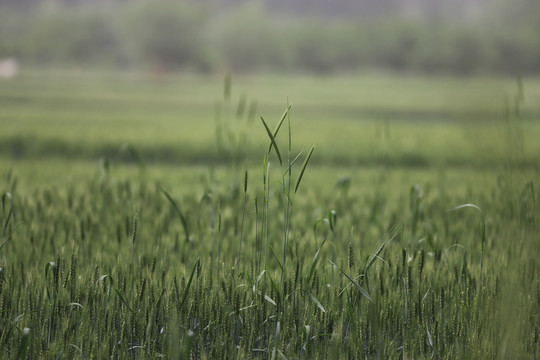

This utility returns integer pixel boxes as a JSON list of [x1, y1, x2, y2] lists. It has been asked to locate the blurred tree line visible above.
[[0, 0, 538, 75]]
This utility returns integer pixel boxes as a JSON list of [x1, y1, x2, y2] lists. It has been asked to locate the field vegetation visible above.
[[0, 71, 538, 358]]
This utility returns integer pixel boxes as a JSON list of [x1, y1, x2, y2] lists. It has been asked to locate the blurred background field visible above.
[[1, 0, 539, 180], [1, 71, 539, 173], [0, 0, 539, 358], [1, 0, 540, 74]]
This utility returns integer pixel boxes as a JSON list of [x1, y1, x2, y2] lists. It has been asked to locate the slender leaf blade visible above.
[[330, 261, 373, 302], [114, 289, 134, 313], [178, 258, 200, 311], [160, 187, 191, 242], [295, 146, 314, 193], [308, 292, 325, 313], [261, 116, 283, 165]]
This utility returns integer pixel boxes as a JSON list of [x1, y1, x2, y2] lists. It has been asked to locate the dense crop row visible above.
[[1, 73, 538, 358], [1, 110, 538, 358]]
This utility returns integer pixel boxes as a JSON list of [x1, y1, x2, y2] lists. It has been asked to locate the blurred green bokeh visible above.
[[0, 0, 539, 74]]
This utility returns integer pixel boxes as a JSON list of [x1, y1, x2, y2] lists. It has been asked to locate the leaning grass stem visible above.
[[281, 102, 293, 284], [280, 172, 292, 285], [1, 192, 14, 241], [255, 198, 261, 274], [45, 261, 58, 348], [238, 171, 248, 264], [217, 213, 222, 280], [130, 213, 137, 359], [263, 157, 271, 270], [131, 214, 137, 304]]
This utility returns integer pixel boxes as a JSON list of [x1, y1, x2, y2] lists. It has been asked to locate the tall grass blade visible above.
[[1, 192, 14, 239], [294, 146, 314, 193], [264, 294, 277, 307], [364, 225, 400, 274], [238, 170, 248, 263], [45, 261, 58, 291], [178, 258, 200, 311], [115, 288, 135, 314], [261, 117, 282, 165], [282, 151, 304, 178], [307, 291, 325, 313], [287, 99, 292, 152], [253, 270, 266, 294], [254, 271, 277, 306], [217, 213, 222, 279], [265, 265, 281, 304], [160, 187, 191, 242], [330, 261, 373, 303], [267, 105, 291, 154], [131, 214, 138, 245], [98, 274, 133, 312], [0, 238, 9, 252], [269, 245, 284, 274], [98, 274, 113, 287], [307, 238, 327, 285], [328, 210, 337, 233]]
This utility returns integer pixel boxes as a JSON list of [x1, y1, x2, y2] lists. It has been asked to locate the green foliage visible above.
[[0, 72, 538, 358], [2, 72, 540, 169], [0, 156, 537, 358]]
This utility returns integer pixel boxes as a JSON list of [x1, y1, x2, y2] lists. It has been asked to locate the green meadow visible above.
[[2, 71, 540, 167], [0, 70, 538, 358]]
